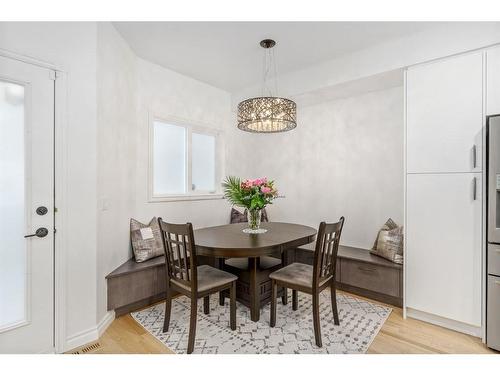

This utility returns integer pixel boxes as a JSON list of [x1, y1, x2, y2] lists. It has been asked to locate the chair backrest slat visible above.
[[158, 218, 197, 292], [313, 217, 345, 288]]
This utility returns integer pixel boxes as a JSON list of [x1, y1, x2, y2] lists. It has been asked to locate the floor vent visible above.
[[68, 341, 101, 354]]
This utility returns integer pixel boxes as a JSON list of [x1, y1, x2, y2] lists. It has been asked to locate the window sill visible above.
[[148, 193, 224, 203]]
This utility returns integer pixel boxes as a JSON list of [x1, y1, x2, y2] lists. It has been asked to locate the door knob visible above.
[[24, 228, 49, 238]]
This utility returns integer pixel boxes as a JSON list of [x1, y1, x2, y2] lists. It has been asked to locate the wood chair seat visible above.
[[269, 263, 331, 293], [171, 265, 237, 294]]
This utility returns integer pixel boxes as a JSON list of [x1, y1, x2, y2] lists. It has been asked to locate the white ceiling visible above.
[[113, 22, 439, 92]]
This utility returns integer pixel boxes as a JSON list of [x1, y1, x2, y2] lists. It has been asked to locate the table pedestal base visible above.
[[220, 256, 288, 322]]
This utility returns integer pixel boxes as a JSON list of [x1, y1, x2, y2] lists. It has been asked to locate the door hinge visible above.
[[49, 70, 62, 80]]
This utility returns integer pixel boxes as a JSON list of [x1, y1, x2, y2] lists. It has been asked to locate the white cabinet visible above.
[[406, 173, 482, 327], [487, 46, 500, 116], [405, 51, 484, 334], [406, 52, 483, 173]]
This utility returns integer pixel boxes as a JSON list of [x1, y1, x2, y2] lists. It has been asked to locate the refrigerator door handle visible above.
[[473, 177, 477, 201]]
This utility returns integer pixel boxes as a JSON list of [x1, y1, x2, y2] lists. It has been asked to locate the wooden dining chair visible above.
[[269, 217, 345, 347], [158, 218, 238, 354]]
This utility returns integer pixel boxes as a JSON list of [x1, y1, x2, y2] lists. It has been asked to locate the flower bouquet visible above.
[[222, 176, 278, 233]]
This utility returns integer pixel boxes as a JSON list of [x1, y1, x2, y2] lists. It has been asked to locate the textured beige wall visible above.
[[236, 86, 404, 249]]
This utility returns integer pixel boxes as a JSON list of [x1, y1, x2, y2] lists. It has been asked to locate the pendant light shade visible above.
[[237, 39, 297, 133], [237, 96, 297, 133]]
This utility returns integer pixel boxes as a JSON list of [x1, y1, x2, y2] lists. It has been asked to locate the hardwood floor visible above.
[[76, 291, 494, 354]]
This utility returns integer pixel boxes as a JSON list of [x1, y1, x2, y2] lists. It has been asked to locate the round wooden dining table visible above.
[[194, 222, 317, 321]]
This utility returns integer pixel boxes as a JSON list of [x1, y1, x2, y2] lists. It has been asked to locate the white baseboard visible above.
[[63, 311, 115, 352], [97, 310, 115, 337], [406, 308, 483, 338]]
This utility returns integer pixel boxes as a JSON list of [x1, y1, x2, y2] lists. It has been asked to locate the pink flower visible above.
[[252, 177, 267, 186], [241, 179, 253, 189], [261, 186, 272, 194]]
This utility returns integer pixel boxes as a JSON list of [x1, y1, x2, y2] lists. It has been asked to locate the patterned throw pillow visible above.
[[230, 208, 269, 223], [370, 218, 404, 264], [130, 217, 164, 263]]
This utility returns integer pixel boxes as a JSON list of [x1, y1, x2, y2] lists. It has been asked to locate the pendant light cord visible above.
[[261, 43, 278, 98], [272, 46, 278, 97]]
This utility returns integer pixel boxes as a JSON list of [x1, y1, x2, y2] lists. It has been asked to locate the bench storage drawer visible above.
[[340, 259, 400, 297]]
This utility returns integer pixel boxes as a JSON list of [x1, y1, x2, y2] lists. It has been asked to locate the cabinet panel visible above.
[[407, 52, 483, 173], [487, 275, 500, 351], [406, 173, 482, 326], [487, 46, 500, 116]]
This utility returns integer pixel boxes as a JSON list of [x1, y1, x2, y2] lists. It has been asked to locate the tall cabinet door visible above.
[[487, 46, 500, 116], [406, 173, 482, 327], [407, 52, 483, 173]]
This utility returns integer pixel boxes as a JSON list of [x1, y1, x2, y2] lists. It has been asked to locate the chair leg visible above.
[[162, 286, 172, 333], [292, 290, 298, 311], [219, 258, 225, 306], [203, 295, 210, 315], [187, 297, 198, 354], [270, 280, 277, 327], [312, 292, 322, 347], [281, 252, 288, 305], [330, 282, 340, 325], [230, 281, 236, 331], [282, 287, 288, 305]]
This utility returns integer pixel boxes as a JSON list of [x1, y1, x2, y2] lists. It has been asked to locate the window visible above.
[[151, 118, 222, 200]]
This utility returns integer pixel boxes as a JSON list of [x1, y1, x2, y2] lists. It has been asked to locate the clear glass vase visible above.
[[247, 209, 261, 230], [242, 209, 267, 234]]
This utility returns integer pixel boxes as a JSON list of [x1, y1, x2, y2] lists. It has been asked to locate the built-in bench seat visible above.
[[106, 255, 168, 316], [106, 244, 402, 316], [294, 243, 403, 307]]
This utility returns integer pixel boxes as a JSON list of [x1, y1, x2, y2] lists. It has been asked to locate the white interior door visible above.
[[406, 173, 482, 327], [0, 55, 55, 353]]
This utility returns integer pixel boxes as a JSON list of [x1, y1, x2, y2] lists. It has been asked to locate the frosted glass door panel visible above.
[[192, 132, 216, 192], [153, 121, 186, 195], [0, 80, 26, 330]]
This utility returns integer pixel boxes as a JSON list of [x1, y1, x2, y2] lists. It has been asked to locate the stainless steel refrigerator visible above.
[[487, 114, 500, 351]]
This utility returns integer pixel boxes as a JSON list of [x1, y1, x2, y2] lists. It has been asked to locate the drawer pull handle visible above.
[[358, 266, 377, 272]]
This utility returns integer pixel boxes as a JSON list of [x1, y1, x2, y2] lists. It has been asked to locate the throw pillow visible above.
[[230, 208, 269, 224], [370, 218, 404, 264], [130, 217, 164, 263]]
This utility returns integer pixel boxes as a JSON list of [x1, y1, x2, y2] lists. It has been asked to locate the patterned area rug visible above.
[[131, 291, 391, 354]]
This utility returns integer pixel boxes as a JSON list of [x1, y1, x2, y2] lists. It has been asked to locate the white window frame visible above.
[[148, 114, 224, 202]]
